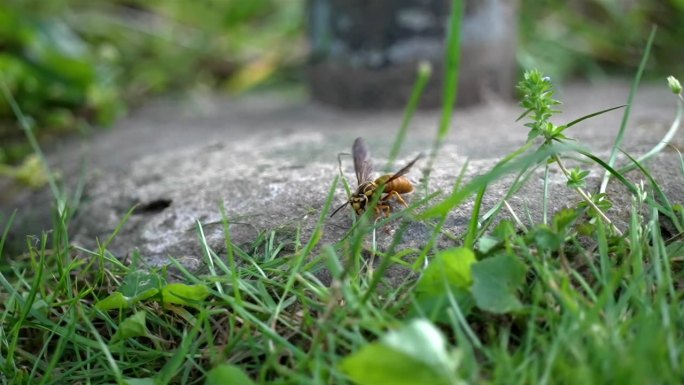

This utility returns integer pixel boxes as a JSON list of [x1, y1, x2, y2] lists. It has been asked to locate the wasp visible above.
[[330, 137, 421, 217]]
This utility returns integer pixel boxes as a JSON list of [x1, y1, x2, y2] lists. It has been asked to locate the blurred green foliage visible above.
[[519, 0, 684, 80], [0, 0, 304, 165]]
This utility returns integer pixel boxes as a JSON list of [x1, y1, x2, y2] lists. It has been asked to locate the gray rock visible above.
[[2, 81, 683, 287]]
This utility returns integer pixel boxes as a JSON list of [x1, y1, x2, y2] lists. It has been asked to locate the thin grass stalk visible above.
[[600, 26, 657, 192], [0, 75, 62, 206], [386, 61, 432, 171], [423, 0, 463, 189]]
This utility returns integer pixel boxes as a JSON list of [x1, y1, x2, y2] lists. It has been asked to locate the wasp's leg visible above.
[[374, 204, 392, 217], [386, 190, 410, 208]]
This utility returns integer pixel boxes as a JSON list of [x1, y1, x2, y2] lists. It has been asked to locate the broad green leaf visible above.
[[477, 235, 500, 255], [95, 289, 160, 310], [111, 311, 149, 343], [413, 288, 474, 324], [382, 319, 452, 369], [96, 292, 129, 310], [471, 255, 527, 313], [341, 344, 450, 385], [340, 319, 457, 385], [95, 270, 162, 310], [162, 283, 210, 306], [205, 364, 256, 385], [552, 208, 580, 234], [415, 248, 476, 322], [418, 247, 476, 294], [529, 226, 562, 252], [120, 270, 163, 300]]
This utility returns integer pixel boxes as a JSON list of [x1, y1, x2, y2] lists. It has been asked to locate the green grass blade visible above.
[[619, 150, 682, 232], [8, 236, 47, 369], [157, 312, 204, 384], [0, 209, 17, 258], [195, 220, 225, 295], [617, 95, 683, 174], [421, 143, 562, 219], [478, 165, 538, 238], [563, 105, 625, 128], [38, 305, 78, 385], [271, 176, 338, 329], [413, 160, 469, 269], [0, 73, 62, 205], [361, 220, 411, 304], [464, 186, 486, 249], [577, 150, 639, 196], [424, 0, 463, 184], [102, 205, 138, 251], [386, 61, 432, 171], [437, 0, 463, 141], [78, 304, 123, 384], [542, 163, 550, 225], [599, 26, 657, 192], [220, 203, 242, 304]]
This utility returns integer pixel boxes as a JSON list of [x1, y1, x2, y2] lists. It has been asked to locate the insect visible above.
[[330, 137, 421, 217]]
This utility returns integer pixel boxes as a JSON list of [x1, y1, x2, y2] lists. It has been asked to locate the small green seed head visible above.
[[667, 76, 682, 95], [417, 60, 432, 78]]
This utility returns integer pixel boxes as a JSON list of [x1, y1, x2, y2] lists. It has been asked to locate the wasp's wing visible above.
[[353, 137, 373, 184], [383, 153, 422, 185]]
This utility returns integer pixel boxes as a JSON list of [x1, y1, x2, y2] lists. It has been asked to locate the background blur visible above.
[[0, 0, 682, 168]]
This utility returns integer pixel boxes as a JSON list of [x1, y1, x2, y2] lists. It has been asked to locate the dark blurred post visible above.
[[307, 0, 518, 108]]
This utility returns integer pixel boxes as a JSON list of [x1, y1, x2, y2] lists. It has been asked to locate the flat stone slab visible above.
[[2, 81, 683, 280]]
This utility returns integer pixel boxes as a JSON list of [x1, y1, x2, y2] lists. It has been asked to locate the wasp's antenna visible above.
[[330, 201, 349, 217]]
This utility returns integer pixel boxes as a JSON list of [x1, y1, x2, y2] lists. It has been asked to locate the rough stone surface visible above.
[[1, 81, 683, 287]]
